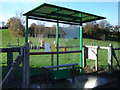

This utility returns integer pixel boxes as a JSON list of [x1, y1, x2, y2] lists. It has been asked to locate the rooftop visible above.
[[23, 3, 106, 25]]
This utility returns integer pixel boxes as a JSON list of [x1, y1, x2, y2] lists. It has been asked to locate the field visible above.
[[1, 29, 120, 73]]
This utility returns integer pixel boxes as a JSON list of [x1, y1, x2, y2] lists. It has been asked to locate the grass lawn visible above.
[[1, 29, 120, 75]]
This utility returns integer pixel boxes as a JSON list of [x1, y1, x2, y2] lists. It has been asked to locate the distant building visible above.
[[0, 21, 8, 29], [0, 21, 5, 27], [29, 26, 66, 38]]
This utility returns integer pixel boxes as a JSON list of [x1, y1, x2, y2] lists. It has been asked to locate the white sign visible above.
[[45, 43, 50, 52], [88, 48, 97, 60]]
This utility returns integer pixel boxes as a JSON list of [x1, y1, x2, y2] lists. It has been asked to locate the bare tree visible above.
[[16, 11, 25, 26], [99, 20, 111, 30]]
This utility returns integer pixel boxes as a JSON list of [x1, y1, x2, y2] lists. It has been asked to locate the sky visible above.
[[0, 1, 119, 27]]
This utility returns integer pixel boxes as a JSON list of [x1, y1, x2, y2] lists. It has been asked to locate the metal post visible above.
[[56, 21, 59, 67], [22, 43, 29, 88], [25, 15, 28, 43], [79, 23, 83, 73]]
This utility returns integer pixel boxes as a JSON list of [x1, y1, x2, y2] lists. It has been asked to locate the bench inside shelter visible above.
[[42, 63, 81, 82]]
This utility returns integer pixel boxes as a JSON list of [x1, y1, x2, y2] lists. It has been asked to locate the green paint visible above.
[[25, 16, 28, 43], [79, 24, 83, 73], [23, 3, 106, 25], [79, 13, 83, 73], [56, 21, 59, 66]]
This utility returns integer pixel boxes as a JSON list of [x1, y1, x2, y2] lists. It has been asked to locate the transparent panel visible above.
[[58, 24, 80, 65], [28, 20, 57, 77], [59, 53, 80, 65]]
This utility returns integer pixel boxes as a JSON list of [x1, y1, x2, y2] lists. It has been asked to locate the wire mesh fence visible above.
[[1, 45, 29, 89], [112, 49, 120, 69], [1, 52, 22, 88]]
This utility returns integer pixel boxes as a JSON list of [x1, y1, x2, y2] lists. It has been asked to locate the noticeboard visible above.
[[45, 43, 50, 52], [51, 44, 56, 51]]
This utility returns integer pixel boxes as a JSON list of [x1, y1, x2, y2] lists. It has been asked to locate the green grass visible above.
[[1, 29, 120, 73], [1, 29, 119, 48], [1, 29, 24, 47]]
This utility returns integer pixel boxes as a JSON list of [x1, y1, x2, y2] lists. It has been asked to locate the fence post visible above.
[[95, 46, 98, 71], [51, 54, 54, 66], [7, 52, 13, 69], [108, 44, 113, 74], [22, 43, 29, 88], [82, 45, 86, 67]]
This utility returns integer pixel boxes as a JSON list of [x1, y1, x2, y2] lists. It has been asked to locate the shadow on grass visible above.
[[83, 36, 120, 43]]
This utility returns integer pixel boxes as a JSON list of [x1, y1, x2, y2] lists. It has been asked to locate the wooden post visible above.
[[22, 43, 29, 88], [95, 47, 98, 71], [82, 45, 86, 67], [51, 54, 54, 66], [108, 44, 113, 74], [7, 52, 13, 69]]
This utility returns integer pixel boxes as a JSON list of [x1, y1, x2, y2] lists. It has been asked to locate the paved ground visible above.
[[94, 79, 120, 89], [30, 74, 120, 89]]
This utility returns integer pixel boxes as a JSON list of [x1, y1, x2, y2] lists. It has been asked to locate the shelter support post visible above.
[[56, 21, 59, 67], [25, 15, 28, 43], [79, 23, 83, 73]]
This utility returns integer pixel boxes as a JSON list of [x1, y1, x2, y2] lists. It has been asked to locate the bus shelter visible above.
[[23, 3, 106, 72]]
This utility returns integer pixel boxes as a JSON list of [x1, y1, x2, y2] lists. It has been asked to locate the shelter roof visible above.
[[23, 3, 106, 25]]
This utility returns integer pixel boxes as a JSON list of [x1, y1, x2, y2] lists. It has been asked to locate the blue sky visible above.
[[0, 2, 118, 26]]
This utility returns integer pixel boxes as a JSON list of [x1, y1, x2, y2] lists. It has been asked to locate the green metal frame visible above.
[[56, 21, 59, 67], [23, 3, 106, 73], [23, 3, 106, 25], [25, 16, 28, 43], [79, 24, 83, 73]]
